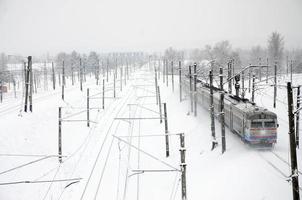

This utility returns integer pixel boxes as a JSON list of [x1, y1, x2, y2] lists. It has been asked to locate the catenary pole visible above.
[[287, 82, 300, 200]]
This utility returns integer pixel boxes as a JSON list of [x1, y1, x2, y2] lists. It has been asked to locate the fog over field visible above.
[[0, 0, 301, 55]]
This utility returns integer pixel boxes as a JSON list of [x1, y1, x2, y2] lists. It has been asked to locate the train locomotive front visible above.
[[242, 106, 278, 146]]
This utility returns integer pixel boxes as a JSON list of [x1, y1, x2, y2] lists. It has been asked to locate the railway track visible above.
[[0, 82, 97, 117], [258, 150, 302, 191]]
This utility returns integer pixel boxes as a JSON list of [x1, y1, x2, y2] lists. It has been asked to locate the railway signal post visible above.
[[287, 82, 300, 200]]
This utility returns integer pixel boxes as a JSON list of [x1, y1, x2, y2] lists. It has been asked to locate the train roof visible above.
[[199, 84, 277, 119]]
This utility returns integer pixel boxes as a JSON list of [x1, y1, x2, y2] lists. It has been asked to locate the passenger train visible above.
[[183, 79, 278, 147]]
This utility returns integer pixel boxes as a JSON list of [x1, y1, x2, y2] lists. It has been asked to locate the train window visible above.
[[251, 121, 263, 128], [264, 121, 275, 128]]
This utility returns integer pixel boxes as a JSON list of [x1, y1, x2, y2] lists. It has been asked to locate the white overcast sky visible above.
[[0, 0, 301, 56]]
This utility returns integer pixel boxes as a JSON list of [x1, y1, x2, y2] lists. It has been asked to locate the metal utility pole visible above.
[[102, 79, 105, 109], [87, 88, 90, 127], [58, 107, 62, 163], [193, 63, 197, 116], [220, 92, 226, 153], [166, 60, 169, 87], [189, 66, 193, 113], [126, 60, 129, 80], [106, 58, 109, 82], [71, 66, 74, 85], [252, 74, 255, 103], [113, 72, 116, 98], [158, 86, 162, 124], [62, 61, 65, 86], [29, 56, 33, 112], [24, 56, 32, 112], [0, 80, 2, 103], [62, 84, 64, 100], [287, 55, 289, 76], [296, 86, 300, 148], [52, 62, 56, 90], [290, 60, 293, 83], [83, 60, 86, 82], [273, 62, 277, 108], [120, 67, 122, 91], [179, 61, 182, 102], [248, 64, 251, 93], [158, 59, 160, 80], [232, 59, 235, 86], [209, 70, 217, 150], [220, 67, 226, 153], [96, 60, 100, 85], [287, 82, 300, 200], [155, 68, 159, 105], [171, 61, 174, 92], [235, 74, 240, 97], [80, 59, 83, 91], [163, 103, 170, 157], [241, 70, 245, 98], [259, 58, 262, 81], [266, 58, 269, 84], [58, 65, 61, 86], [13, 77, 16, 98], [163, 59, 165, 84], [179, 133, 187, 200], [228, 62, 232, 94]]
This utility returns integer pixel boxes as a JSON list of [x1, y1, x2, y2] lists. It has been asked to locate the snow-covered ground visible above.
[[0, 65, 301, 200]]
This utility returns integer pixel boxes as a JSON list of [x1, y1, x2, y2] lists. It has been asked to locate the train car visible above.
[[183, 79, 278, 147]]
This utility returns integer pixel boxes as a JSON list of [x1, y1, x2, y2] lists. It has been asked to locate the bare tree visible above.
[[250, 45, 266, 64], [267, 32, 284, 70]]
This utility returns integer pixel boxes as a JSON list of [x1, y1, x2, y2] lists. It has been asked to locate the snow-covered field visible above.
[[1, 65, 301, 200]]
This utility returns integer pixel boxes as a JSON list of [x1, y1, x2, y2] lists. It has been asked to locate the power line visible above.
[[0, 178, 82, 186]]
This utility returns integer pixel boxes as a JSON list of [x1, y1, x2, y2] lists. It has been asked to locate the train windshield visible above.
[[264, 121, 275, 128], [251, 121, 263, 128]]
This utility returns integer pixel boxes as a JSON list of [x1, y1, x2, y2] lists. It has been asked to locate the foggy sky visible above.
[[0, 0, 301, 56]]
